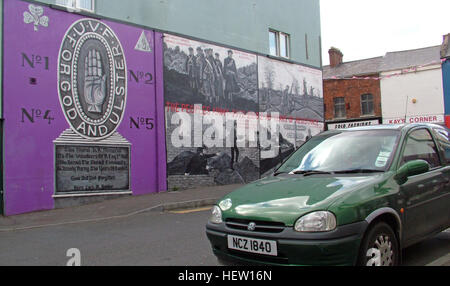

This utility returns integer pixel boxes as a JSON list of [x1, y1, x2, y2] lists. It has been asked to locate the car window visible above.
[[401, 129, 441, 168], [432, 127, 450, 164], [276, 130, 400, 173]]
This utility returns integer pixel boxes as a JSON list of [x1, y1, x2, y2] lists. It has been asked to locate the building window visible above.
[[56, 0, 94, 12], [361, 94, 374, 116], [269, 30, 290, 58], [334, 97, 346, 118]]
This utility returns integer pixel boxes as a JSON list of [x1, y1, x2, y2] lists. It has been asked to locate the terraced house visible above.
[[323, 43, 446, 130], [0, 0, 323, 215]]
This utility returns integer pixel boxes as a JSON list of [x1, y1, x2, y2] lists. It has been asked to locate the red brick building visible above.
[[323, 48, 383, 130]]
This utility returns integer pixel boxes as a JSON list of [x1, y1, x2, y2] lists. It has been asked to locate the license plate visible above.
[[227, 235, 278, 256]]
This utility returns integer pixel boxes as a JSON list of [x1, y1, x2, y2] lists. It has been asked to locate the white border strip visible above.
[[52, 191, 132, 198]]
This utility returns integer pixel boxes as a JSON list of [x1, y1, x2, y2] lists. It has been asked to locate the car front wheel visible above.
[[358, 222, 399, 266]]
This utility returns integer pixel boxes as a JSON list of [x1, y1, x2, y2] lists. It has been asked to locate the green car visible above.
[[206, 123, 450, 266]]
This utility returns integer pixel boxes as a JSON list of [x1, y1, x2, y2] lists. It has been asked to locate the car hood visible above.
[[221, 174, 384, 226]]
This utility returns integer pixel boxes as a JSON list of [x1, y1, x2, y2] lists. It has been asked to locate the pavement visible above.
[[0, 184, 242, 232], [426, 252, 450, 266], [0, 183, 448, 266]]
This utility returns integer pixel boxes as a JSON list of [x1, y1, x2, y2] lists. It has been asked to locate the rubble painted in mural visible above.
[[258, 56, 324, 176]]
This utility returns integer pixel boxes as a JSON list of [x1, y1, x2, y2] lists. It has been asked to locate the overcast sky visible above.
[[320, 0, 450, 66]]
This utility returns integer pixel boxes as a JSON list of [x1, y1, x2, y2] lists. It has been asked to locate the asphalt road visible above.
[[0, 207, 448, 266]]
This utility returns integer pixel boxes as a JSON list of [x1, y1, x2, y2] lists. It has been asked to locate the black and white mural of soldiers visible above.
[[186, 47, 230, 106], [166, 34, 258, 111], [224, 50, 240, 107]]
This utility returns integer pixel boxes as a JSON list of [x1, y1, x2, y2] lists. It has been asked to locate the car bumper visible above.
[[205, 220, 368, 266]]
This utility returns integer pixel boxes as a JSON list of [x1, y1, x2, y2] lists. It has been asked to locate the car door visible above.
[[431, 127, 450, 229], [399, 128, 449, 245], [0, 122, 2, 216]]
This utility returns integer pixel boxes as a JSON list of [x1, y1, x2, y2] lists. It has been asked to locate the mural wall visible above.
[[164, 34, 324, 188], [2, 0, 325, 215], [258, 56, 324, 176], [3, 0, 166, 215], [164, 34, 260, 189]]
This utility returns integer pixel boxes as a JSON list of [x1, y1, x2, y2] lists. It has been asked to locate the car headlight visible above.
[[219, 198, 232, 211], [209, 205, 223, 224], [294, 211, 336, 232]]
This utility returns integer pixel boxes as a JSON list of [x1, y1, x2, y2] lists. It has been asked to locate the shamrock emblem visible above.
[[23, 4, 49, 31]]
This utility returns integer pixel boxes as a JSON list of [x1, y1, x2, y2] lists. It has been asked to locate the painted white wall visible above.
[[381, 65, 444, 124]]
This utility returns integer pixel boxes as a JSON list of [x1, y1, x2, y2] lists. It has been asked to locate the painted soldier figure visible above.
[[230, 121, 239, 169], [186, 47, 198, 93], [223, 50, 239, 107], [282, 85, 290, 114], [213, 52, 224, 105], [195, 47, 206, 95], [309, 86, 315, 97], [203, 48, 216, 105], [302, 78, 308, 97], [214, 53, 223, 77]]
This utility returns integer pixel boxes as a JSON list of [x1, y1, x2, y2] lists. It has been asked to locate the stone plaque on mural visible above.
[[54, 129, 131, 194], [55, 144, 130, 193]]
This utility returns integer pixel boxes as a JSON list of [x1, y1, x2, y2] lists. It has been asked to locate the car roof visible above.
[[333, 123, 448, 132], [345, 124, 405, 131]]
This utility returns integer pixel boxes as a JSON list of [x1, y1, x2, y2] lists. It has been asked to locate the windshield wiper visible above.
[[290, 170, 334, 176], [273, 171, 288, 176], [334, 169, 383, 174]]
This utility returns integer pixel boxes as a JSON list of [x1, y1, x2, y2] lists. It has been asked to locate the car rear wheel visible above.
[[358, 222, 399, 266]]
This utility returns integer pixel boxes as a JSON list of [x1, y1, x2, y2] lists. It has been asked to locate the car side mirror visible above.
[[395, 159, 430, 185]]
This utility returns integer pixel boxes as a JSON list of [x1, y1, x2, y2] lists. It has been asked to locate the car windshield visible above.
[[276, 129, 401, 174]]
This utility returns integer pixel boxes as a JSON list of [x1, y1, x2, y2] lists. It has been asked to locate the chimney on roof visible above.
[[441, 34, 449, 58], [329, 47, 343, 67]]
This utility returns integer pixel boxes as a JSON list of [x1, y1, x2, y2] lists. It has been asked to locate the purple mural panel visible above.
[[3, 0, 166, 215]]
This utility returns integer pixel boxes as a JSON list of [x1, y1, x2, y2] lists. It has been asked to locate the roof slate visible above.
[[323, 57, 383, 79], [380, 46, 441, 72]]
